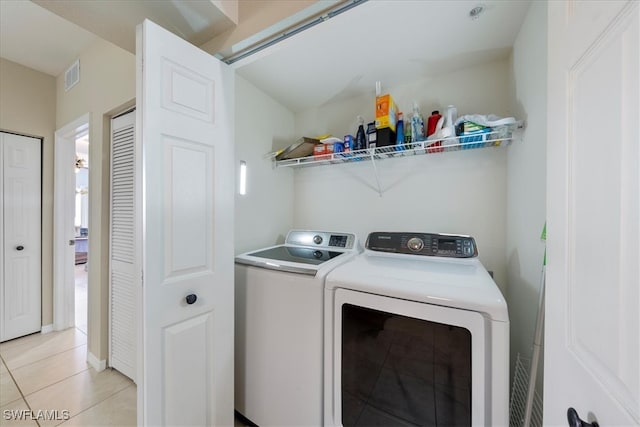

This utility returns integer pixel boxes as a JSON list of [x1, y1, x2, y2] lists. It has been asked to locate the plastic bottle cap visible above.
[[432, 110, 439, 115]]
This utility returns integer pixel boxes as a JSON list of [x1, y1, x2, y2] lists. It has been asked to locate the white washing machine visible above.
[[235, 230, 361, 426], [324, 232, 509, 427]]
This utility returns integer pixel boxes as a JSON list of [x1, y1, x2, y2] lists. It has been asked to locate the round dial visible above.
[[313, 235, 323, 245], [407, 237, 424, 252]]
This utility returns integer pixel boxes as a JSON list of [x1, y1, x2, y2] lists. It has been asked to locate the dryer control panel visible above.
[[366, 232, 478, 258]]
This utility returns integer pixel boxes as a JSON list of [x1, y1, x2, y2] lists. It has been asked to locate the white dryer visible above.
[[235, 230, 361, 426], [324, 232, 509, 427]]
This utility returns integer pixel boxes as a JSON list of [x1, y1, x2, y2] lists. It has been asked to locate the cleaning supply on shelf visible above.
[[457, 121, 492, 149], [395, 112, 405, 151], [410, 102, 425, 147], [454, 114, 517, 128], [426, 110, 443, 153], [366, 121, 377, 148], [375, 93, 398, 132], [313, 143, 327, 159], [355, 116, 367, 151], [427, 110, 442, 137], [454, 114, 518, 147], [441, 105, 458, 151]]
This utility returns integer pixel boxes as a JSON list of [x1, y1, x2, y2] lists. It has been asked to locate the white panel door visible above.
[[546, 1, 639, 426], [136, 20, 235, 426], [0, 132, 42, 342]]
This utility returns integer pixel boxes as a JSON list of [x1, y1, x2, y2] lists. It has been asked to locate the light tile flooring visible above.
[[0, 328, 135, 427]]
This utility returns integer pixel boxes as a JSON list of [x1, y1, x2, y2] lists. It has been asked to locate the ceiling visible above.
[[0, 0, 532, 113], [233, 0, 532, 112], [0, 0, 98, 77], [0, 0, 236, 77]]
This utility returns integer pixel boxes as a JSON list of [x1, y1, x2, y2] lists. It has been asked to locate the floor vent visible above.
[[64, 60, 80, 92]]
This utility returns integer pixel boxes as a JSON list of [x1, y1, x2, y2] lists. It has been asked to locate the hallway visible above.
[[0, 328, 135, 426]]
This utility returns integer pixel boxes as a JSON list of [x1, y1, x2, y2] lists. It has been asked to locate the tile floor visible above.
[[0, 328, 135, 426]]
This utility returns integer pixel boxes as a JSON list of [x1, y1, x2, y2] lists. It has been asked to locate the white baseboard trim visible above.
[[87, 351, 107, 372], [41, 324, 54, 334]]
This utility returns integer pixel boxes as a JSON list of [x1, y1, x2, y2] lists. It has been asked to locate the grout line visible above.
[[22, 367, 93, 402], [8, 344, 91, 397], [47, 369, 133, 427], [0, 353, 41, 426], [4, 339, 89, 373], [61, 383, 136, 425]]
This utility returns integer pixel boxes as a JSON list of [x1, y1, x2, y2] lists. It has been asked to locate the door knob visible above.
[[16, 245, 24, 251], [185, 294, 197, 305], [567, 407, 599, 427], [69, 240, 75, 246]]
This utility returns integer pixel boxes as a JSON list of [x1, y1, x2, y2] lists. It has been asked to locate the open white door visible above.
[[136, 20, 235, 426], [546, 1, 639, 426]]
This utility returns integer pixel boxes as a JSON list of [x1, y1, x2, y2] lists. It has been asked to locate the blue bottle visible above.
[[355, 116, 367, 151], [395, 112, 405, 151]]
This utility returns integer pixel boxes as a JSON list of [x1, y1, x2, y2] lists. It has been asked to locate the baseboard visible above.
[[41, 324, 54, 334], [87, 351, 107, 372]]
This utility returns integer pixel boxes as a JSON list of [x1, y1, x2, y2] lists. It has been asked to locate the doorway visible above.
[[74, 131, 89, 334], [53, 114, 89, 335]]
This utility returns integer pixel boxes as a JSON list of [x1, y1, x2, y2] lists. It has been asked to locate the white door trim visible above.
[[53, 113, 89, 331]]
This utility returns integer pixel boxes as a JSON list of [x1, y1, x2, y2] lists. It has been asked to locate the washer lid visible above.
[[325, 253, 508, 322], [235, 245, 352, 276], [244, 246, 345, 265]]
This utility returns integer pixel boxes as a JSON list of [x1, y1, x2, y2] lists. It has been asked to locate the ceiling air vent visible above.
[[64, 60, 80, 92]]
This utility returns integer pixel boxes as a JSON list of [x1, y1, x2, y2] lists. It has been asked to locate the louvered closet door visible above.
[[109, 110, 138, 381]]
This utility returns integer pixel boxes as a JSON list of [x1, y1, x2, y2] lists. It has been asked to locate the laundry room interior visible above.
[[4, 0, 635, 426], [2, 0, 546, 422], [232, 0, 546, 415]]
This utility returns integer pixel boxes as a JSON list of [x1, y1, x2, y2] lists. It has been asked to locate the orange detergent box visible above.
[[375, 94, 397, 132]]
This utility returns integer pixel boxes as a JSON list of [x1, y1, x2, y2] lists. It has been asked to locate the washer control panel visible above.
[[286, 230, 357, 250], [366, 232, 477, 258]]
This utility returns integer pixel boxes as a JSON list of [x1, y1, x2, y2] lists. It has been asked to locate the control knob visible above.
[[313, 235, 323, 245], [407, 237, 424, 252]]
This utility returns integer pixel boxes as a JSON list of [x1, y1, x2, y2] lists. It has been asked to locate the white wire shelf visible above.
[[275, 122, 524, 169]]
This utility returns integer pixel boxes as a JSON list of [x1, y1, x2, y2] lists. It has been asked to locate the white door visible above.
[[0, 132, 42, 342], [545, 2, 639, 426], [136, 20, 235, 426]]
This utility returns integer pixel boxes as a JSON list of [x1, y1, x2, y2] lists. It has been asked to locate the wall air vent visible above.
[[64, 60, 80, 92]]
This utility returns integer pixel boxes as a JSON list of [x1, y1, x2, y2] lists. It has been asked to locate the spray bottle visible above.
[[410, 102, 425, 148]]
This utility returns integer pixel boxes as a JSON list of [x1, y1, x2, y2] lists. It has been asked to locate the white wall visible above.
[[56, 38, 135, 364], [293, 59, 514, 292], [234, 76, 295, 254], [507, 0, 547, 394]]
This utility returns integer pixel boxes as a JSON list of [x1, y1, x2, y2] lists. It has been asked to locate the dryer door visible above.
[[325, 288, 502, 427]]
